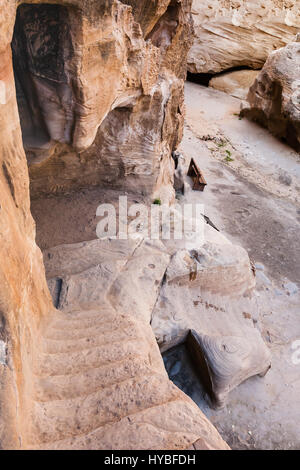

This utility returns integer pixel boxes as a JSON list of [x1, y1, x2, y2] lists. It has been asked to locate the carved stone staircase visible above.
[[24, 303, 228, 450]]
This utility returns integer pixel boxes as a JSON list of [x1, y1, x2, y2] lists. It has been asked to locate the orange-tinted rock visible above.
[[0, 0, 229, 450], [10, 0, 193, 202]]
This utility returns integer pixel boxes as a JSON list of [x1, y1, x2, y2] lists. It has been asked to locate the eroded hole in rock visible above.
[[47, 277, 63, 309], [0, 312, 8, 366], [146, 0, 180, 49], [187, 71, 214, 87], [11, 4, 76, 163], [187, 66, 256, 87], [163, 343, 210, 412]]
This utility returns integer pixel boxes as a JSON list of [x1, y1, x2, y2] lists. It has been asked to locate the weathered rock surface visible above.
[[163, 243, 255, 296], [45, 237, 171, 323], [187, 330, 271, 408], [188, 0, 300, 74], [151, 237, 257, 355], [209, 70, 259, 100], [37, 237, 229, 450], [0, 0, 230, 450], [41, 219, 269, 439], [0, 1, 55, 449], [0, 0, 274, 450], [151, 238, 271, 407], [241, 38, 300, 152], [178, 77, 300, 450], [28, 304, 230, 450], [11, 0, 193, 203]]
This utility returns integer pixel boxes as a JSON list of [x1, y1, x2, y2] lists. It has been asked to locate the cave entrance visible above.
[[146, 0, 180, 49], [187, 66, 256, 87], [11, 3, 76, 163]]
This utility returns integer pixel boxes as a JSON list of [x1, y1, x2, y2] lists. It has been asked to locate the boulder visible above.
[[151, 238, 271, 407], [241, 38, 300, 151], [186, 330, 271, 408], [163, 243, 256, 296]]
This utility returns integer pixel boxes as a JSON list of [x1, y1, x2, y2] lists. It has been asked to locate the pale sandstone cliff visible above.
[[188, 0, 300, 74], [0, 0, 230, 450]]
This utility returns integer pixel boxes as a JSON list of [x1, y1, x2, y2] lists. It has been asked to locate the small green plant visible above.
[[153, 198, 162, 205], [217, 141, 226, 148], [234, 112, 243, 120], [224, 150, 234, 162]]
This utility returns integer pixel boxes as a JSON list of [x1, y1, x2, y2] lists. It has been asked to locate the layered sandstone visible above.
[[151, 231, 271, 408], [33, 237, 230, 450], [11, 0, 193, 202], [188, 0, 300, 74], [0, 0, 230, 450], [241, 37, 300, 152]]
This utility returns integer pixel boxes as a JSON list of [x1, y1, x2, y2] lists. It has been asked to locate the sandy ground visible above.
[[31, 188, 147, 251], [164, 82, 300, 450], [182, 84, 300, 286]]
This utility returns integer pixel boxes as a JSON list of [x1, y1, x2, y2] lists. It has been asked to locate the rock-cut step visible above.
[[31, 373, 180, 445], [41, 325, 144, 354], [25, 306, 229, 450], [33, 357, 154, 402], [35, 337, 149, 376]]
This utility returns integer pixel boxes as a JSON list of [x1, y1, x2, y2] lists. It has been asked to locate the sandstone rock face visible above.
[[34, 237, 231, 450], [209, 70, 259, 100], [10, 0, 193, 202], [0, 0, 229, 450], [163, 243, 256, 296], [242, 38, 300, 152], [188, 0, 300, 74], [151, 234, 271, 407], [186, 330, 271, 409], [0, 1, 54, 449], [151, 233, 257, 355], [28, 305, 230, 450]]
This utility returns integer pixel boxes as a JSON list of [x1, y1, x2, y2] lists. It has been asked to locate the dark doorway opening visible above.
[[187, 66, 256, 87], [11, 4, 75, 162]]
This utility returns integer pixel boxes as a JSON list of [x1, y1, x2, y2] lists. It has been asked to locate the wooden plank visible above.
[[188, 158, 207, 191]]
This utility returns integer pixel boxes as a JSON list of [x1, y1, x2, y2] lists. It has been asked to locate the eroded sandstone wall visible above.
[[0, 0, 53, 448], [10, 0, 193, 202], [188, 0, 300, 74], [0, 0, 230, 450]]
